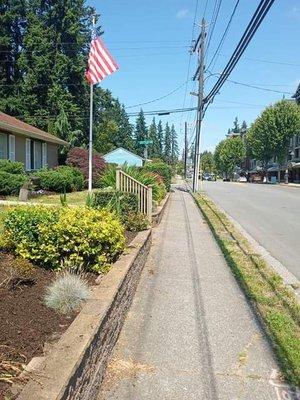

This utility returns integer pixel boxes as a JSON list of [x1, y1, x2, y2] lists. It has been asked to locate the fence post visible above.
[[116, 167, 121, 191], [147, 185, 153, 222]]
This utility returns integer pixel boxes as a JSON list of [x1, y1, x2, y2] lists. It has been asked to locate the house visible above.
[[103, 147, 145, 167], [0, 112, 68, 170]]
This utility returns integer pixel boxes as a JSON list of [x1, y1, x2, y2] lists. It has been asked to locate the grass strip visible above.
[[194, 193, 300, 386]]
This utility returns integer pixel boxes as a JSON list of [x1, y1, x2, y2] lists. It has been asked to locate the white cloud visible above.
[[287, 6, 300, 21], [176, 9, 189, 19]]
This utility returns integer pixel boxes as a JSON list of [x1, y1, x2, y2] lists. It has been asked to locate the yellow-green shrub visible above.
[[1, 206, 125, 274]]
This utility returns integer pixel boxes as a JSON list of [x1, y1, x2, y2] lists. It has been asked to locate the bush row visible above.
[[1, 206, 125, 274], [0, 160, 27, 195], [35, 166, 84, 193]]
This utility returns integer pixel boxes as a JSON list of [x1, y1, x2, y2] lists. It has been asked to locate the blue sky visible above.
[[88, 0, 300, 152]]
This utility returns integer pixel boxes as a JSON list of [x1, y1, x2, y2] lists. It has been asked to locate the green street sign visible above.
[[138, 139, 153, 145]]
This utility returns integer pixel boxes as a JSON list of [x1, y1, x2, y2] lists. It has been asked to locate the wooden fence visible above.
[[116, 168, 152, 221]]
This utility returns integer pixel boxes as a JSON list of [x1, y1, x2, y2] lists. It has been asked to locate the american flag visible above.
[[86, 31, 119, 85]]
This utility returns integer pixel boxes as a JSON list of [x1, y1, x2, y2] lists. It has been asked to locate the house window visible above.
[[0, 133, 8, 159], [34, 141, 42, 170], [26, 139, 31, 170], [9, 135, 15, 161], [26, 139, 46, 170]]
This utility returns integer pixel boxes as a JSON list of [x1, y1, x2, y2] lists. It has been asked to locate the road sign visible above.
[[138, 140, 153, 145]]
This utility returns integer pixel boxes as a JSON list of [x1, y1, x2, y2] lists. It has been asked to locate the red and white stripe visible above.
[[86, 37, 119, 85]]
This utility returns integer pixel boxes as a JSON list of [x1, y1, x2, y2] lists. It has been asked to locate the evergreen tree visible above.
[[241, 120, 247, 133], [134, 109, 148, 157], [293, 83, 300, 105], [232, 117, 240, 133], [0, 1, 26, 114], [170, 124, 179, 164], [164, 123, 172, 163], [157, 120, 164, 157], [148, 118, 160, 158]]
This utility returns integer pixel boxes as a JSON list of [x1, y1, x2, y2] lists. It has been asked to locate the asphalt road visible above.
[[203, 181, 300, 280]]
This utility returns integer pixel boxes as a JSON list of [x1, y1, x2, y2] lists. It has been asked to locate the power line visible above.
[[226, 78, 293, 94], [205, 0, 223, 59], [206, 0, 241, 71], [179, 0, 200, 134], [204, 0, 276, 105], [125, 80, 189, 109]]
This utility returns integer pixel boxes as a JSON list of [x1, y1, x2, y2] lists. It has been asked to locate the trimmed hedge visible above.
[[0, 171, 27, 195], [0, 159, 25, 175], [1, 206, 125, 274], [35, 166, 84, 193]]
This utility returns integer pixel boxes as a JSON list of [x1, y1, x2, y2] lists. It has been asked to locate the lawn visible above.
[[5, 190, 91, 206]]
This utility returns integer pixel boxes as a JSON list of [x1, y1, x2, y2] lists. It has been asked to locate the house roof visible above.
[[103, 147, 145, 160], [0, 112, 69, 146]]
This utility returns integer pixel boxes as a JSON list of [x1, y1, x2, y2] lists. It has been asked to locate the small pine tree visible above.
[[164, 123, 172, 163], [134, 109, 148, 157], [157, 120, 164, 157], [148, 118, 160, 158], [170, 124, 179, 164]]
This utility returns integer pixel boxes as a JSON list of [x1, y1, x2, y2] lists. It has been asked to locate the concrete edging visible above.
[[151, 192, 170, 226], [16, 229, 152, 400]]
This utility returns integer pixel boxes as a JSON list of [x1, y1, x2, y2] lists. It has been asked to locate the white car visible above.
[[238, 176, 247, 182]]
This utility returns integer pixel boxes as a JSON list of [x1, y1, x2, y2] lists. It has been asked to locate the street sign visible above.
[[138, 140, 153, 145]]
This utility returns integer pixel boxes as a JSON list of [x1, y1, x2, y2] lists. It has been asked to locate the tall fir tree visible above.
[[0, 1, 26, 114], [134, 109, 147, 157], [157, 120, 164, 158], [163, 123, 172, 163], [170, 124, 179, 164], [0, 2, 134, 152], [148, 118, 160, 158]]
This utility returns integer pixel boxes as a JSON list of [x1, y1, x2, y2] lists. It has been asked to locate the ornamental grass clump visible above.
[[45, 272, 90, 314]]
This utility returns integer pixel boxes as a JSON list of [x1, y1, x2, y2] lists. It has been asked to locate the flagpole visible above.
[[88, 82, 93, 192], [88, 16, 96, 193]]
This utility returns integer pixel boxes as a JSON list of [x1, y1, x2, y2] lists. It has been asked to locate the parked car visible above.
[[202, 173, 216, 181], [238, 176, 247, 182]]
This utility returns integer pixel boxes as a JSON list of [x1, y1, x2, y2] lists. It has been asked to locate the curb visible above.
[[151, 192, 170, 226], [15, 229, 152, 400]]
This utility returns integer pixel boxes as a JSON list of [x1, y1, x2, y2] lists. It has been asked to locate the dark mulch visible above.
[[0, 254, 86, 400], [0, 232, 137, 399]]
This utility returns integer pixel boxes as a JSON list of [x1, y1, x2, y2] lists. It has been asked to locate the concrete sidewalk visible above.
[[97, 187, 281, 400]]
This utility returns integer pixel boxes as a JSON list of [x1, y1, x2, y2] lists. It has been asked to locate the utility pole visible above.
[[192, 19, 206, 192], [184, 121, 188, 179]]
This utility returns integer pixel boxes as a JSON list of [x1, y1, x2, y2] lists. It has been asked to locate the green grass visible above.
[[195, 193, 300, 386], [5, 190, 90, 205]]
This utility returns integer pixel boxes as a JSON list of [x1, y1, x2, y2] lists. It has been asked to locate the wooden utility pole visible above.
[[184, 121, 188, 179], [192, 19, 206, 192]]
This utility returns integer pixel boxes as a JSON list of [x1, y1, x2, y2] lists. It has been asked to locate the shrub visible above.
[[123, 212, 150, 232], [1, 206, 59, 251], [66, 147, 106, 187], [1, 206, 125, 274], [98, 165, 166, 203], [93, 190, 138, 215], [44, 272, 90, 314], [35, 166, 84, 192], [0, 159, 25, 175], [143, 162, 172, 191], [0, 171, 27, 195]]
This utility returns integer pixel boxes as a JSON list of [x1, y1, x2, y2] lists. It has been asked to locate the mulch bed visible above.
[[0, 254, 85, 400], [0, 231, 138, 399]]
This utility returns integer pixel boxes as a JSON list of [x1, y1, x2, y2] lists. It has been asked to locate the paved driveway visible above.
[[203, 181, 300, 280]]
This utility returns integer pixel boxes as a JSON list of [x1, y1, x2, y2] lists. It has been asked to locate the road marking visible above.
[[269, 370, 300, 400]]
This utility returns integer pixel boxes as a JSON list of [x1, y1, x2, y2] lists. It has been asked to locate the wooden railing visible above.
[[116, 168, 152, 221]]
